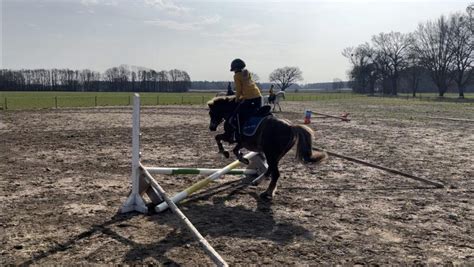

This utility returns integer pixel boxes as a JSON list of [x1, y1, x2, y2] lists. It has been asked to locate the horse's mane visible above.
[[207, 95, 237, 107]]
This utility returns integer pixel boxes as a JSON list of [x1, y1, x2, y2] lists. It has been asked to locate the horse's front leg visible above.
[[232, 143, 249, 164], [215, 133, 230, 158]]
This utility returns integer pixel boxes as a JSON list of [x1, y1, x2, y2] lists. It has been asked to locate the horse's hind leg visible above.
[[260, 159, 279, 199]]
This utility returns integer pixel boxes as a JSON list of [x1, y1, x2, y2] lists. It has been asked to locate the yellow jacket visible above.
[[234, 70, 262, 100]]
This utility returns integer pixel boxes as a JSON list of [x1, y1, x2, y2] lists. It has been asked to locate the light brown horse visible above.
[[207, 96, 327, 199]]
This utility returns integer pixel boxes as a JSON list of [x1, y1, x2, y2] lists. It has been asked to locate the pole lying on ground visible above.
[[146, 167, 257, 176], [313, 111, 350, 122], [425, 116, 474, 123], [313, 146, 444, 188], [155, 152, 259, 212], [140, 163, 228, 267]]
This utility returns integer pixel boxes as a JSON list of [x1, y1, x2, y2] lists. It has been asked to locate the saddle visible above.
[[232, 105, 272, 137], [242, 115, 269, 136], [255, 105, 272, 117]]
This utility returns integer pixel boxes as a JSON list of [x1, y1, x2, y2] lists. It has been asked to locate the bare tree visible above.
[[448, 12, 474, 98], [168, 69, 191, 92], [157, 70, 169, 91], [371, 32, 412, 95], [468, 3, 474, 33], [51, 69, 59, 90], [79, 69, 92, 92], [403, 48, 424, 97], [412, 16, 455, 97], [131, 71, 137, 92], [269, 66, 303, 91], [342, 44, 379, 94], [104, 67, 120, 90]]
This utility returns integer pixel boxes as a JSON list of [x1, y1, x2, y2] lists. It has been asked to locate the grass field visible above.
[[0, 91, 472, 110], [396, 92, 474, 99], [0, 91, 360, 110]]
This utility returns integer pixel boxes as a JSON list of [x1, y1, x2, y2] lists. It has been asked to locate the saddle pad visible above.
[[243, 116, 267, 136]]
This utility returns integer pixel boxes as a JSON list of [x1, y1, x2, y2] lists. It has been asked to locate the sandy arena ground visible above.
[[1, 99, 473, 265]]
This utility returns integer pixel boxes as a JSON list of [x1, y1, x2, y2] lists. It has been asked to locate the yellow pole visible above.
[[155, 152, 258, 212]]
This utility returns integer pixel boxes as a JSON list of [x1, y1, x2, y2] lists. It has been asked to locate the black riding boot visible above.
[[235, 114, 242, 143]]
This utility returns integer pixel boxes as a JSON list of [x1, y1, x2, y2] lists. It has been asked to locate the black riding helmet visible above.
[[230, 58, 246, 71]]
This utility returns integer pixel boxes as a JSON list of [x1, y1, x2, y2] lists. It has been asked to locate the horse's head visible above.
[[207, 96, 237, 131]]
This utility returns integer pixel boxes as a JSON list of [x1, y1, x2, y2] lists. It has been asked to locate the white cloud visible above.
[[144, 0, 190, 15], [79, 0, 117, 14], [80, 0, 99, 6], [80, 0, 118, 7], [144, 19, 197, 30], [144, 15, 221, 31]]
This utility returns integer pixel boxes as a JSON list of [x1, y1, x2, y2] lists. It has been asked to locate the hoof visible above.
[[223, 151, 230, 158], [259, 192, 273, 200]]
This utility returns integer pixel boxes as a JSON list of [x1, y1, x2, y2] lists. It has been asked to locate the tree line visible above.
[[0, 65, 191, 92], [343, 4, 474, 98]]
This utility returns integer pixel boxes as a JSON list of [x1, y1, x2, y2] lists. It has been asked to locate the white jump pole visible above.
[[155, 152, 259, 212], [146, 167, 257, 176]]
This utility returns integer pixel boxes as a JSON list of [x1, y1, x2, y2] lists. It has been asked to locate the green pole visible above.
[[4, 97, 7, 110], [55, 96, 58, 108], [95, 96, 97, 107]]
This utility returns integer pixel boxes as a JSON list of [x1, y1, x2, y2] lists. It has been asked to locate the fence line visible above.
[[2, 92, 469, 110], [0, 95, 218, 110]]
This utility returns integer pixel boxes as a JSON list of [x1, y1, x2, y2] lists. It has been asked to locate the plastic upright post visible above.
[[121, 94, 148, 213]]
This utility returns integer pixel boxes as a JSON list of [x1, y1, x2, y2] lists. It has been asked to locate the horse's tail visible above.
[[292, 124, 327, 163]]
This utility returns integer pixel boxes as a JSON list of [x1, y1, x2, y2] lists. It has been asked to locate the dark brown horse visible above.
[[207, 96, 327, 199]]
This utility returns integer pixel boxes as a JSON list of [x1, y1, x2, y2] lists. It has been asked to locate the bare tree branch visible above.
[[269, 67, 303, 91]]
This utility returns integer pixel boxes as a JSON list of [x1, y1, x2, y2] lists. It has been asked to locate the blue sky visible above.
[[1, 0, 471, 82]]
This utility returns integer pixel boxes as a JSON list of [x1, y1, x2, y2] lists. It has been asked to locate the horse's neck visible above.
[[223, 103, 238, 119]]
